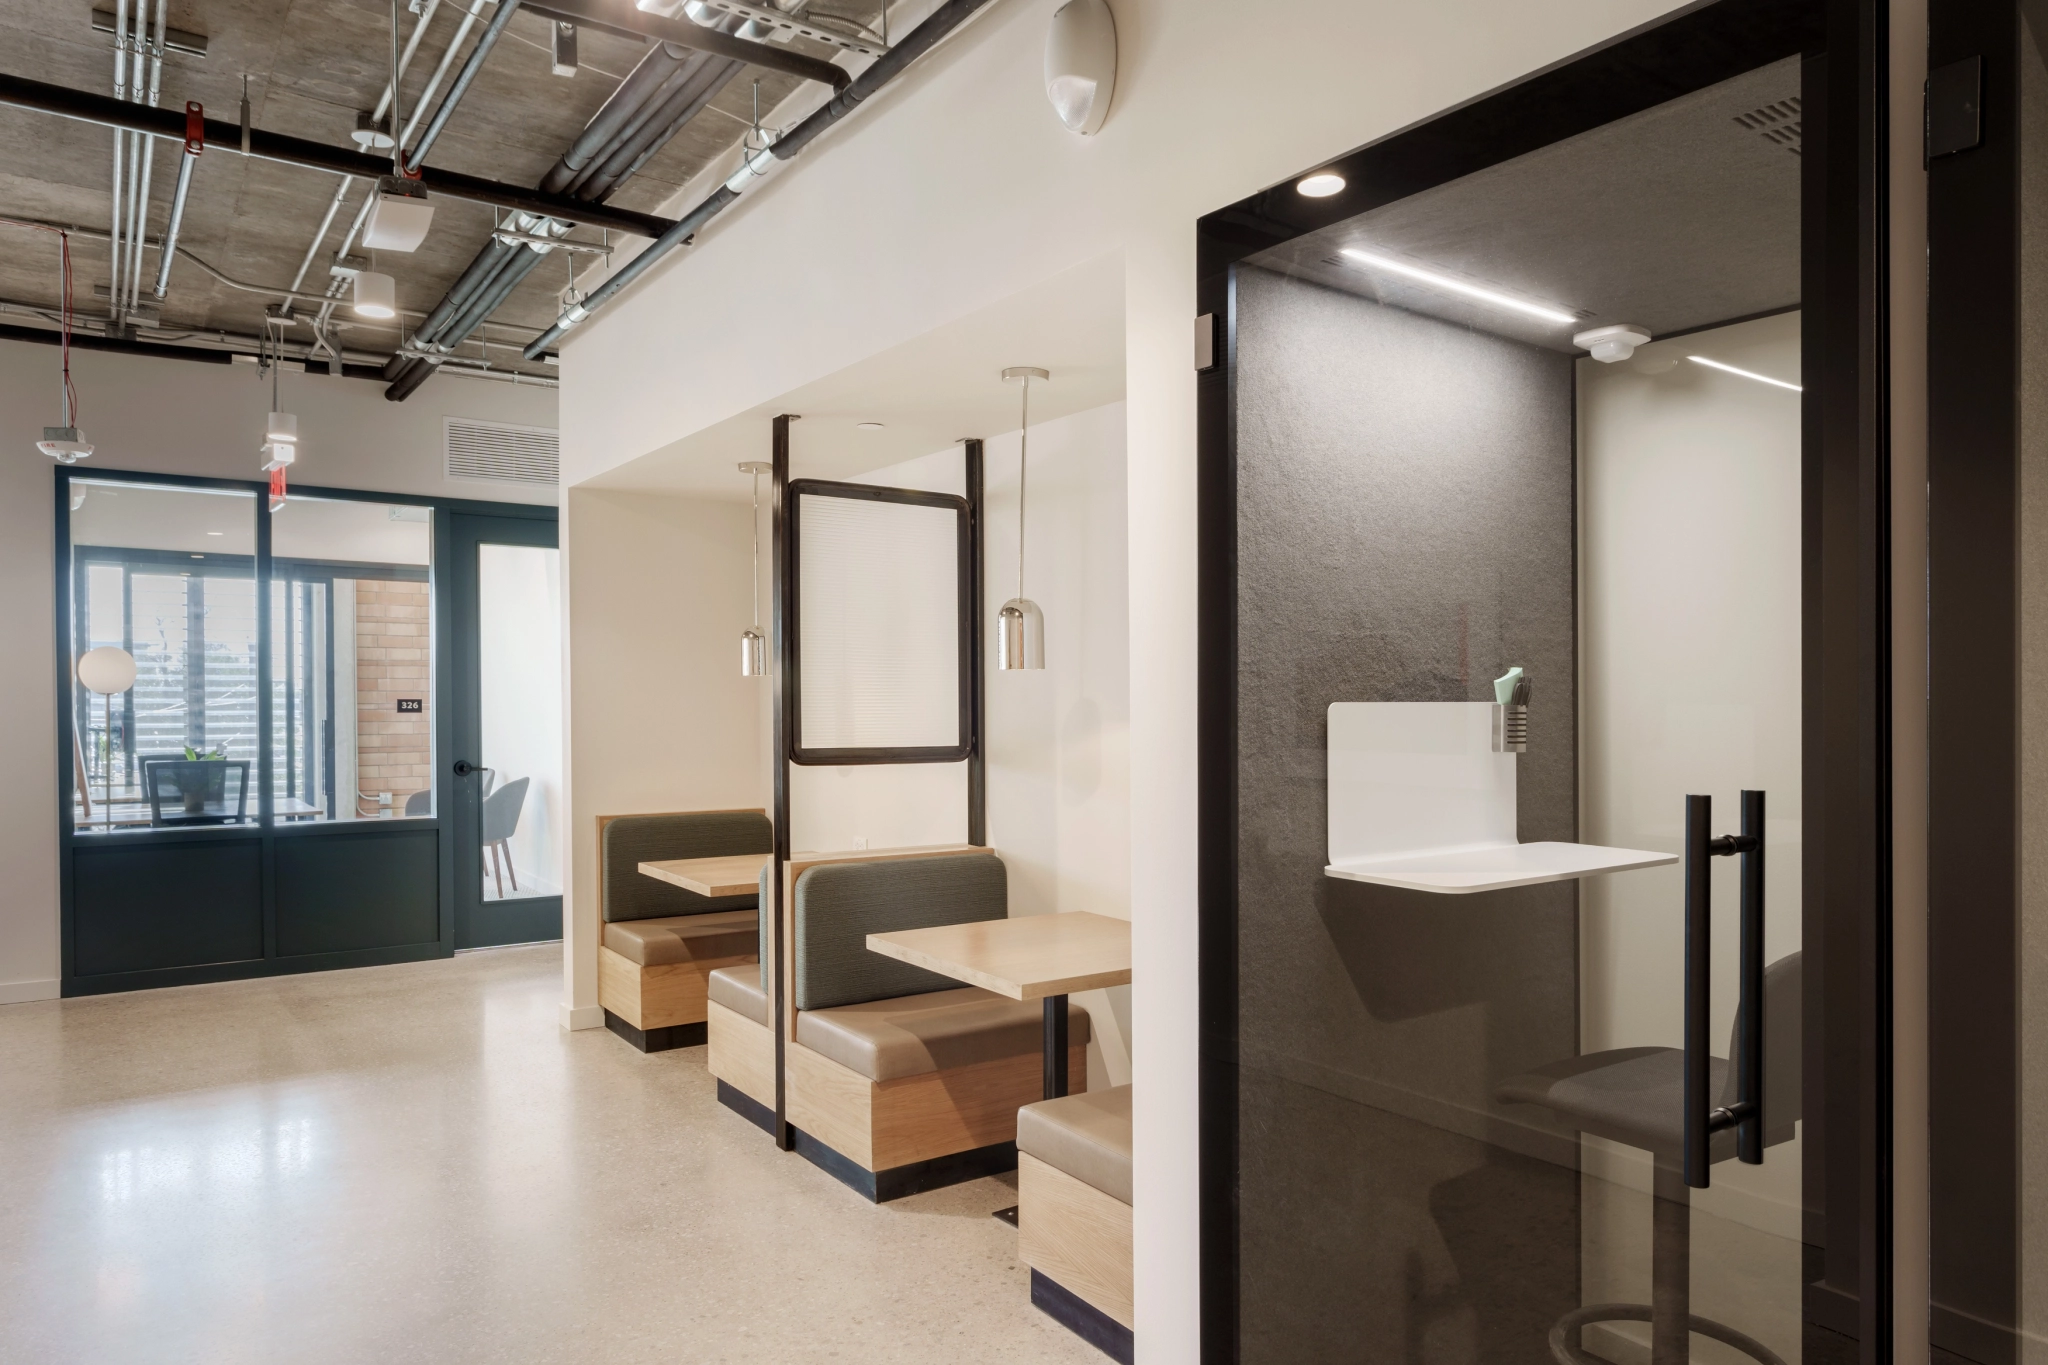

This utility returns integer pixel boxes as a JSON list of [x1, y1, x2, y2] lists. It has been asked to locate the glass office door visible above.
[[1195, 1, 1888, 1359], [448, 512, 563, 950]]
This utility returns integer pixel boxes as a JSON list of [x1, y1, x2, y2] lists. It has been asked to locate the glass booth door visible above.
[[1196, 2, 1887, 1360], [447, 513, 563, 950]]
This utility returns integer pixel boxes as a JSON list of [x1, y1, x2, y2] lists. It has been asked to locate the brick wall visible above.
[[353, 579, 431, 808]]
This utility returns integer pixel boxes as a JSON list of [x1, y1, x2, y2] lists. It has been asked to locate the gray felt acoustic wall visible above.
[[1230, 264, 1582, 1359]]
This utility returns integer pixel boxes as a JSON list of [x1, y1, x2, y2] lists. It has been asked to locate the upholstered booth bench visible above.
[[706, 847, 1089, 1201], [597, 809, 769, 1052], [1017, 1085, 1134, 1364]]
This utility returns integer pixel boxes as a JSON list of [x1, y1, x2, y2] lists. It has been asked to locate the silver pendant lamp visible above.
[[739, 460, 770, 676], [999, 366, 1049, 670]]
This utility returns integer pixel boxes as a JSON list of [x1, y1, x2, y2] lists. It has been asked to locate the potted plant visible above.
[[180, 745, 226, 814]]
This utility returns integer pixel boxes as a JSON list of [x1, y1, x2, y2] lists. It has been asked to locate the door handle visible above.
[[453, 760, 477, 776], [1683, 789, 1765, 1188]]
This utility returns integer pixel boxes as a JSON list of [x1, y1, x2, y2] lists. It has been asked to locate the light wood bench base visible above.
[[599, 943, 753, 1053], [1020, 1152, 1134, 1329]]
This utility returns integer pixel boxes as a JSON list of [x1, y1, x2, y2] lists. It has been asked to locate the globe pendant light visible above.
[[999, 366, 1048, 670], [739, 460, 769, 676]]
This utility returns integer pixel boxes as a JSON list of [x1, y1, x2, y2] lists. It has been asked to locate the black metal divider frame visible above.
[[1191, 0, 1892, 1359], [52, 465, 556, 995], [765, 416, 987, 1148]]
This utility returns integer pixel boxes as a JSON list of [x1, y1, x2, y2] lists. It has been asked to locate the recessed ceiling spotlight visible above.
[[1687, 355, 1802, 391], [1296, 172, 1346, 198], [856, 421, 885, 430], [1338, 248, 1577, 325]]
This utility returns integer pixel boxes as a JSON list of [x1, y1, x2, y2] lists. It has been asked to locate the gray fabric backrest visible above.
[[793, 853, 1006, 1010], [601, 810, 771, 923]]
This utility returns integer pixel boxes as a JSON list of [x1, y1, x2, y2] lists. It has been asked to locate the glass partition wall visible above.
[[1198, 2, 1889, 1360]]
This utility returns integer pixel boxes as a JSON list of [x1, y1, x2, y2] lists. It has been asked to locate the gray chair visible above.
[[480, 776, 530, 898], [403, 789, 431, 817], [1496, 951, 1801, 1365]]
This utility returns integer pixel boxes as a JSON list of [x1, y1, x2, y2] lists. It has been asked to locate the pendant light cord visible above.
[[1017, 374, 1029, 600], [750, 467, 762, 630]]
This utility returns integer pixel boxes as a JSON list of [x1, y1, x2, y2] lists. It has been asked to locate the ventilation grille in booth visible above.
[[444, 418, 559, 486], [1733, 97, 1802, 156]]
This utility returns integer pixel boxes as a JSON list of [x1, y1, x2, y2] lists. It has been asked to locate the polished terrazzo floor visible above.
[[0, 945, 1103, 1365]]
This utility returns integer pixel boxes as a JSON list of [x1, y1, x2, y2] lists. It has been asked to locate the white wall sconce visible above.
[[999, 366, 1049, 670], [1046, 0, 1117, 136]]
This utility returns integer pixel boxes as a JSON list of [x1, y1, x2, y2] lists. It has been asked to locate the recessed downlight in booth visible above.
[[1297, 172, 1346, 198], [998, 366, 1048, 671], [739, 460, 770, 677]]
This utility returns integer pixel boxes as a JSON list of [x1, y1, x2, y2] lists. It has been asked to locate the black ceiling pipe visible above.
[[0, 71, 675, 240], [383, 235, 551, 399], [402, 0, 524, 174], [577, 53, 741, 200], [526, 0, 850, 90], [772, 0, 991, 162], [520, 0, 994, 360], [539, 41, 689, 195]]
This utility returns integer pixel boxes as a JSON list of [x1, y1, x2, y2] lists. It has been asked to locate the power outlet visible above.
[[852, 836, 868, 850]]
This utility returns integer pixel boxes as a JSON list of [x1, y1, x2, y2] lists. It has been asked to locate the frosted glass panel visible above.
[[479, 544, 563, 901], [798, 493, 961, 750]]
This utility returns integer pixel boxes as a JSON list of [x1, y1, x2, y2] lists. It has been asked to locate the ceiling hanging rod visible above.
[[0, 72, 678, 241]]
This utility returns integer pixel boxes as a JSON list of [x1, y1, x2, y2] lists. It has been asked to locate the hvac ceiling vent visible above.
[[1733, 97, 1802, 156], [444, 418, 559, 486]]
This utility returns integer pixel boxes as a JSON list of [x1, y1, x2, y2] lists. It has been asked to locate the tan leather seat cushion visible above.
[[1017, 1084, 1131, 1205], [796, 989, 1090, 1083], [603, 910, 758, 967], [707, 965, 769, 1026]]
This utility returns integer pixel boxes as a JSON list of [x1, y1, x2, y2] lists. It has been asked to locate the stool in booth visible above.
[[1017, 1084, 1133, 1364]]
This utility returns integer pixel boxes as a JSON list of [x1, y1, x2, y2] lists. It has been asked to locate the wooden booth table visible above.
[[636, 852, 770, 898], [864, 910, 1131, 1103]]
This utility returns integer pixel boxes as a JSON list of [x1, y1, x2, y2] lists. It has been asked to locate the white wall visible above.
[[0, 340, 556, 1004], [558, 489, 763, 1027], [551, 0, 1702, 1354]]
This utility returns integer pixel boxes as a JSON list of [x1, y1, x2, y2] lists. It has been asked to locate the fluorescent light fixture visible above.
[[1296, 172, 1346, 197], [1338, 248, 1577, 325], [1687, 355, 1802, 391], [353, 270, 396, 319]]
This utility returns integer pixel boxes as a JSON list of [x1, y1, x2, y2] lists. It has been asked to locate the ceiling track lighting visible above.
[[1338, 247, 1578, 326], [739, 460, 770, 677], [999, 366, 1049, 671], [1687, 354, 1802, 392]]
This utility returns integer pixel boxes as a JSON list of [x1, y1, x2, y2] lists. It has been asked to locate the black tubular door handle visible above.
[[1683, 790, 1766, 1188], [453, 760, 477, 776]]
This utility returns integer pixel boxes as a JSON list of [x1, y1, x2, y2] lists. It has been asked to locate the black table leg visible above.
[[1044, 993, 1069, 1100], [998, 994, 1074, 1227]]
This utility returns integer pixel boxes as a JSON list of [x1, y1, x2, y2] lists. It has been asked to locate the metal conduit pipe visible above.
[[384, 221, 557, 398], [107, 0, 128, 324], [373, 0, 442, 124], [129, 0, 166, 313], [402, 0, 522, 173], [609, 59, 742, 189], [397, 0, 489, 150], [561, 55, 717, 198], [537, 42, 689, 195], [521, 0, 995, 360], [152, 137, 197, 297]]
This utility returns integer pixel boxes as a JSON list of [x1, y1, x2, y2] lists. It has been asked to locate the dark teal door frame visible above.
[[54, 466, 556, 996], [447, 511, 562, 950]]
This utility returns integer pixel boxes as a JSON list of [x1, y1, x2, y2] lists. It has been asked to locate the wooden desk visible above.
[[866, 911, 1131, 1102], [74, 797, 323, 828], [637, 852, 771, 898]]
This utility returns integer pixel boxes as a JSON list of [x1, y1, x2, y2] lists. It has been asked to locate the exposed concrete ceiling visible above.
[[1248, 57, 1803, 352], [0, 0, 874, 385], [586, 251, 1128, 499]]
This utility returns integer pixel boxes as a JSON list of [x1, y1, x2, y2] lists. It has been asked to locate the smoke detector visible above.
[[1573, 324, 1652, 363], [38, 426, 93, 463]]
